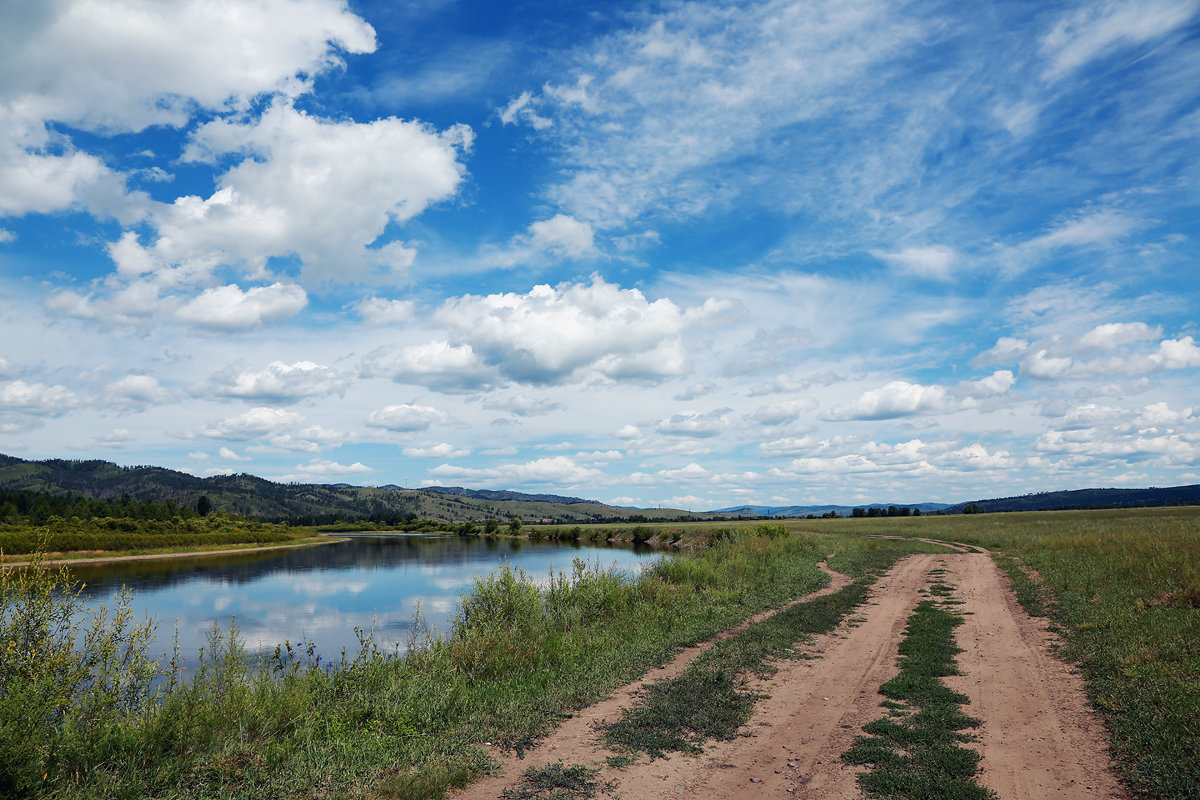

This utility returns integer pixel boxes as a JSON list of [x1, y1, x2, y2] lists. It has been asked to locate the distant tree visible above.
[[912, 507, 922, 517], [851, 507, 866, 518], [963, 502, 981, 515], [196, 495, 212, 517], [508, 517, 522, 533], [485, 519, 499, 534]]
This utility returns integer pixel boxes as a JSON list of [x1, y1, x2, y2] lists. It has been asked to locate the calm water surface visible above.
[[70, 534, 662, 670]]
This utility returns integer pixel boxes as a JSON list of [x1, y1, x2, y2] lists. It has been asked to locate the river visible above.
[[70, 533, 662, 672]]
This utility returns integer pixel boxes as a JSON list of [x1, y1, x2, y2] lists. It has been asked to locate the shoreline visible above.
[[0, 535, 347, 568]]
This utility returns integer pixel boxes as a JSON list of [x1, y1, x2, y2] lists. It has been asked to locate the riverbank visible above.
[[0, 534, 344, 568], [0, 528, 937, 799]]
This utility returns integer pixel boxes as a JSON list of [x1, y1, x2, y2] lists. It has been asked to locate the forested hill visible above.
[[419, 486, 589, 504], [947, 485, 1200, 514], [0, 454, 708, 524]]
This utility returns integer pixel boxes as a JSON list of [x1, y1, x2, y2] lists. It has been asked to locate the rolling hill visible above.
[[946, 485, 1200, 514], [4, 453, 1199, 523], [0, 454, 715, 524]]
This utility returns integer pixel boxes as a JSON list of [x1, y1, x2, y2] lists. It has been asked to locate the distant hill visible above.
[[712, 502, 952, 517], [0, 454, 714, 524], [7, 452, 1197, 524], [421, 486, 590, 505], [947, 485, 1200, 514]]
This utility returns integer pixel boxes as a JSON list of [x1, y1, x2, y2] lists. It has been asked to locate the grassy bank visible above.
[[1, 527, 929, 800], [0, 515, 314, 557], [0, 535, 338, 566]]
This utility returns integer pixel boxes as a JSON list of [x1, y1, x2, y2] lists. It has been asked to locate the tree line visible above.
[[0, 488, 203, 526]]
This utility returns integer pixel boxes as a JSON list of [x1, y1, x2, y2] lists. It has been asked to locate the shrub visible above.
[[0, 553, 166, 796]]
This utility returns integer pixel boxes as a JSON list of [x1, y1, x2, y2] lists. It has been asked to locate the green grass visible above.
[[842, 575, 993, 800], [7, 508, 1198, 799], [802, 508, 1200, 800], [0, 516, 313, 556], [2, 527, 917, 800], [499, 763, 615, 800]]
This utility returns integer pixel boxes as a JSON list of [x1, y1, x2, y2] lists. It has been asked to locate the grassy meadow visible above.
[[0, 526, 938, 800], [0, 507, 1196, 799], [549, 508, 1198, 799]]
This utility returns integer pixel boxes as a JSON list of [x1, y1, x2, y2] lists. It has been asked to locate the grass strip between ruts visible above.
[[499, 762, 616, 800], [841, 570, 993, 800]]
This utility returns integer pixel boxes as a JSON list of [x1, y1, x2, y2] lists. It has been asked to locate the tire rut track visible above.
[[451, 560, 850, 800], [452, 551, 1125, 800]]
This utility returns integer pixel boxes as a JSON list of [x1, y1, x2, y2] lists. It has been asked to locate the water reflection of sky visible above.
[[70, 535, 662, 672]]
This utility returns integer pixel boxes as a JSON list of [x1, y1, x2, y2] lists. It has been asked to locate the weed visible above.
[[842, 584, 993, 800], [500, 762, 615, 800]]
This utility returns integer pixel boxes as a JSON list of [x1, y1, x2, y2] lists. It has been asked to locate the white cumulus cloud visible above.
[[402, 442, 471, 459], [525, 214, 596, 258], [196, 406, 303, 440], [365, 403, 449, 432], [0, 0, 377, 216], [824, 381, 949, 421], [104, 374, 169, 409], [203, 360, 347, 404], [175, 283, 308, 330], [167, 102, 471, 284], [428, 455, 603, 488], [433, 277, 715, 385], [0, 380, 78, 415], [356, 297, 416, 326]]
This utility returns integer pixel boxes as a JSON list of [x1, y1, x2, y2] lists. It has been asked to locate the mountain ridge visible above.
[[3, 453, 1199, 521], [0, 454, 711, 524]]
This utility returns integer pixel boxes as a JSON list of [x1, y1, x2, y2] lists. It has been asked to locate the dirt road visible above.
[[453, 551, 1125, 800]]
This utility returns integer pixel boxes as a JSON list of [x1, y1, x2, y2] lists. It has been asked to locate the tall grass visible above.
[[0, 515, 309, 556], [0, 527, 912, 800]]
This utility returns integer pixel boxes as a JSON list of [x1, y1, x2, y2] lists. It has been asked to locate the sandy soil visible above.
[[452, 551, 1126, 800], [942, 554, 1126, 799]]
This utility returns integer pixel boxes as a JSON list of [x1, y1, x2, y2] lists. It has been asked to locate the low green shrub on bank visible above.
[[0, 528, 929, 800], [0, 554, 168, 795], [0, 515, 307, 555]]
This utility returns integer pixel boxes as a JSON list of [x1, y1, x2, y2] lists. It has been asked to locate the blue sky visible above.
[[1, 0, 1199, 509]]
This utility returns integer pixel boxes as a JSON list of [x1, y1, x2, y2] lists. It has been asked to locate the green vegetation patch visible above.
[[499, 762, 616, 800], [895, 508, 1200, 799], [842, 581, 993, 800], [0, 525, 877, 800]]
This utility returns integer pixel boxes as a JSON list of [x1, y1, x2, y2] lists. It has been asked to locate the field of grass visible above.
[[0, 515, 314, 557], [0, 526, 932, 800], [3, 507, 1196, 799], [782, 508, 1199, 800], [530, 509, 1199, 799]]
